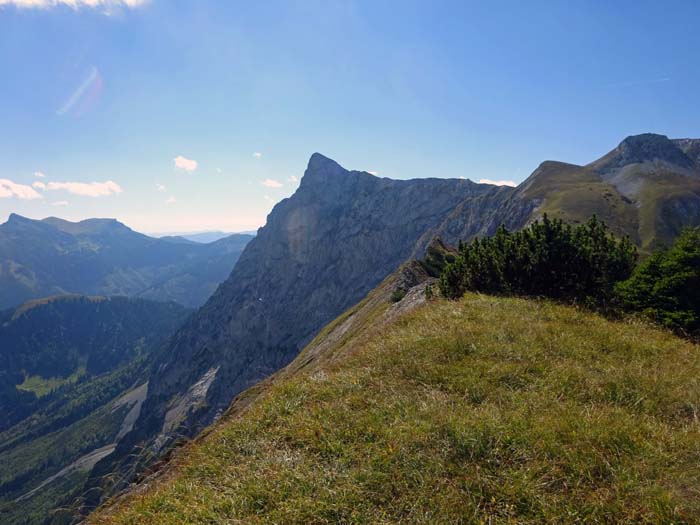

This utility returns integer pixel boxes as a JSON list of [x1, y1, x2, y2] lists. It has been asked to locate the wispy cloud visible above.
[[32, 181, 46, 190], [46, 180, 122, 196], [174, 155, 198, 172], [51, 200, 69, 206], [0, 0, 148, 10], [478, 178, 516, 187], [288, 175, 299, 183], [252, 152, 262, 159], [166, 196, 177, 204], [34, 171, 46, 178], [261, 178, 283, 188], [0, 179, 43, 199], [156, 183, 166, 192]]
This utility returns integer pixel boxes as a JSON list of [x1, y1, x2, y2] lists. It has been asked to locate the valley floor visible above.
[[90, 292, 700, 524]]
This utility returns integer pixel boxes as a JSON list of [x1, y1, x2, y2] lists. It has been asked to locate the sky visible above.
[[1, 0, 699, 233]]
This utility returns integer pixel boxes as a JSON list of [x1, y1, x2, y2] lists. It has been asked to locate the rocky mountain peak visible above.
[[591, 133, 694, 176], [299, 152, 378, 195], [618, 133, 691, 165]]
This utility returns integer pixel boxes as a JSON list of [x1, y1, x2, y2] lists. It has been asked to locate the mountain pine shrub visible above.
[[616, 227, 700, 335], [439, 215, 638, 305]]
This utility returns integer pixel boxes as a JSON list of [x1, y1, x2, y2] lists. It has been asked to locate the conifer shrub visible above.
[[439, 215, 638, 305], [616, 227, 700, 335]]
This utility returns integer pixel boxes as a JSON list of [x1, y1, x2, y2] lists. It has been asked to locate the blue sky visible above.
[[1, 0, 699, 233]]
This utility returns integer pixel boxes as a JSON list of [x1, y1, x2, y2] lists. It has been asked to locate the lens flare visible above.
[[56, 66, 103, 116]]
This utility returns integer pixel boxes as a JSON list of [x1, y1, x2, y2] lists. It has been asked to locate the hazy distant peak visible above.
[[6, 213, 32, 224], [41, 216, 133, 235]]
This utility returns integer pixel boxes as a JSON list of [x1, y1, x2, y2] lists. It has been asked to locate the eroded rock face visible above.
[[86, 153, 532, 503], [673, 138, 700, 165]]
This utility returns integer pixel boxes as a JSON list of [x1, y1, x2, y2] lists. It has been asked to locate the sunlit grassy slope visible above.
[[518, 160, 700, 252], [518, 162, 640, 244], [91, 290, 700, 524]]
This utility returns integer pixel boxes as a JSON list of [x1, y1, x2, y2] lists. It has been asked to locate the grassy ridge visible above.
[[91, 294, 700, 524], [519, 162, 639, 244]]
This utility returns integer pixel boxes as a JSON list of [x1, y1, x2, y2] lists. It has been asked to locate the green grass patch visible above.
[[92, 294, 700, 525], [16, 363, 87, 398]]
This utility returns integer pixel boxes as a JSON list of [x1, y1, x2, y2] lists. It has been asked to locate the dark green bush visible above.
[[390, 288, 407, 303], [616, 227, 700, 335], [439, 215, 638, 305]]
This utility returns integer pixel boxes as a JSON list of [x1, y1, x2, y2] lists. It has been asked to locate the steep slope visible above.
[[89, 272, 700, 524], [0, 295, 191, 524], [0, 295, 190, 431], [0, 215, 253, 309], [85, 153, 532, 505]]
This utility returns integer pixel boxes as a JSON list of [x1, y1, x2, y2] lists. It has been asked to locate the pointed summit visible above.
[[307, 152, 343, 171], [6, 213, 29, 224], [299, 153, 351, 191]]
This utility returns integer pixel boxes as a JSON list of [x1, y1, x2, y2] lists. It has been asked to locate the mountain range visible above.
[[82, 133, 700, 515], [2, 133, 700, 523], [0, 216, 254, 310], [156, 231, 255, 244]]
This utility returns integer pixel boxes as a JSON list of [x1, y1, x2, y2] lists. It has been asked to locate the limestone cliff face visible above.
[[86, 153, 530, 502]]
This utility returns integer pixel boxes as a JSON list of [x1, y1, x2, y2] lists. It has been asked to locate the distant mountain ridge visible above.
[[155, 230, 255, 243], [0, 215, 253, 309]]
